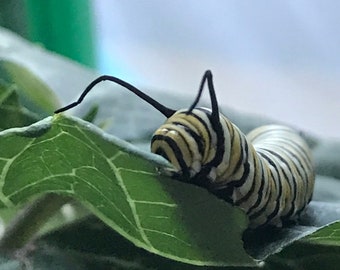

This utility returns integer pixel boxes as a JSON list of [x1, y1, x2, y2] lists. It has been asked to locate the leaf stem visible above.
[[0, 193, 71, 251]]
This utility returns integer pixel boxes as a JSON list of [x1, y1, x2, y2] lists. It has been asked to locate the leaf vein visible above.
[[143, 228, 192, 247]]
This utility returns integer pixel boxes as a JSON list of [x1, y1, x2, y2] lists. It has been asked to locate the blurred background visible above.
[[1, 0, 339, 138]]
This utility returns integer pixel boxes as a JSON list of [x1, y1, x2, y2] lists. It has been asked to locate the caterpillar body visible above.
[[55, 70, 315, 228]]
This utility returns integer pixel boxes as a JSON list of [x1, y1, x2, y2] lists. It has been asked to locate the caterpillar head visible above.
[[148, 71, 224, 182], [54, 70, 223, 182], [150, 107, 219, 180]]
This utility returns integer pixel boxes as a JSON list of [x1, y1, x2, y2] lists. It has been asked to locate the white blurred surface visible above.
[[92, 0, 340, 139]]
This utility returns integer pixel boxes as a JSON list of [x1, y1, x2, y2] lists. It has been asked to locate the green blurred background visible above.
[[0, 0, 95, 67]]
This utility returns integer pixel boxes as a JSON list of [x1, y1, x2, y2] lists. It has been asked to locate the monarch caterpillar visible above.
[[55, 70, 315, 228]]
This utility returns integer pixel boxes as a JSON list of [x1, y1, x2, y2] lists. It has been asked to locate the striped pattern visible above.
[[151, 108, 315, 228]]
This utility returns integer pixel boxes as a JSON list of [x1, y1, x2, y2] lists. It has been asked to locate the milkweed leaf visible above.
[[0, 60, 60, 117], [0, 115, 257, 267]]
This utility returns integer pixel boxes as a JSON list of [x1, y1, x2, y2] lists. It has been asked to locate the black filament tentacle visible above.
[[54, 75, 176, 118]]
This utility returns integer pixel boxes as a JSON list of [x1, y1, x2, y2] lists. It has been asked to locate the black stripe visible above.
[[196, 108, 225, 168], [284, 139, 312, 169], [266, 143, 310, 204], [267, 149, 298, 220], [246, 159, 266, 214], [281, 144, 310, 200], [249, 175, 272, 221], [280, 142, 310, 178], [179, 110, 212, 146], [251, 129, 312, 171], [232, 132, 246, 175], [151, 134, 190, 179], [235, 153, 257, 205], [249, 154, 278, 221], [227, 140, 250, 188], [181, 108, 227, 184], [172, 121, 204, 156], [264, 138, 312, 172], [211, 186, 234, 204], [154, 147, 170, 162], [257, 151, 283, 223]]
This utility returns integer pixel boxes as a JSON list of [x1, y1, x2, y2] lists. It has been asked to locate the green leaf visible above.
[[38, 216, 340, 270], [303, 221, 340, 246], [0, 60, 60, 117], [0, 240, 155, 270], [263, 222, 340, 270], [244, 200, 340, 260], [0, 115, 257, 267], [40, 216, 218, 270], [0, 79, 40, 130]]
